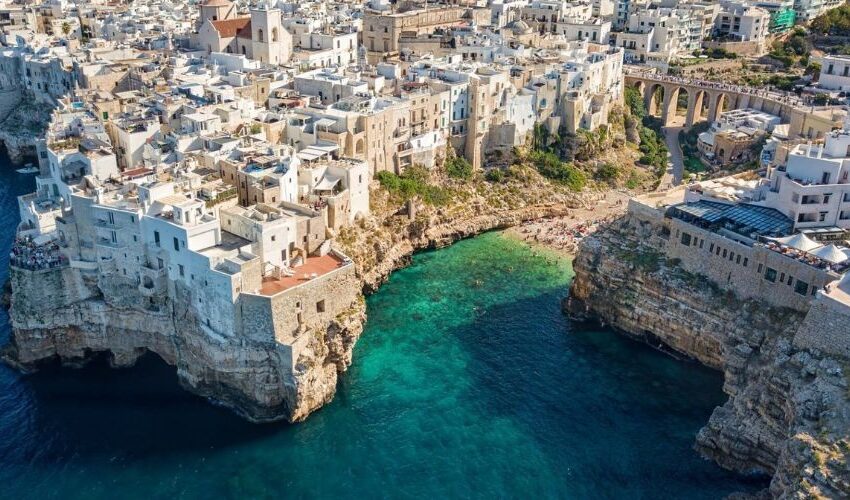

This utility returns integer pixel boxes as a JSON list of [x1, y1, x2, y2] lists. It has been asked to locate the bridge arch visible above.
[[707, 92, 735, 123], [646, 83, 666, 119]]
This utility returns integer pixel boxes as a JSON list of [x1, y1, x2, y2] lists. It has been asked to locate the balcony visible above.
[[96, 237, 124, 249], [94, 219, 124, 229]]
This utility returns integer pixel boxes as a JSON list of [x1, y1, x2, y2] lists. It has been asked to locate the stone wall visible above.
[[626, 201, 839, 313], [793, 292, 850, 358]]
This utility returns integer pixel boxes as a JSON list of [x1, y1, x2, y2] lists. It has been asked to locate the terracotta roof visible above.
[[211, 17, 251, 38]]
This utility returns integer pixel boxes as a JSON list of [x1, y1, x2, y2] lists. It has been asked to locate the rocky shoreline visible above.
[[565, 214, 850, 498], [2, 184, 581, 423]]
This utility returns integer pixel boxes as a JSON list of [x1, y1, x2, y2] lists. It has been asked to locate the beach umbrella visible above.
[[809, 244, 849, 264], [770, 233, 822, 252]]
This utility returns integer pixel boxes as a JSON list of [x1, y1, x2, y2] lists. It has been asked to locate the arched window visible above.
[[258, 28, 264, 43], [241, 45, 246, 55], [272, 27, 278, 42]]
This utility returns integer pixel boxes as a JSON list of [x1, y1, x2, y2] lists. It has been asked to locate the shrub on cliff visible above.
[[445, 156, 473, 180], [375, 167, 452, 206], [485, 168, 506, 183], [527, 150, 587, 191], [594, 163, 621, 185]]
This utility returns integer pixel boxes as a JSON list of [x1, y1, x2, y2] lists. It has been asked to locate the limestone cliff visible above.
[[4, 176, 583, 423], [0, 92, 49, 164], [567, 215, 850, 498], [4, 266, 366, 423]]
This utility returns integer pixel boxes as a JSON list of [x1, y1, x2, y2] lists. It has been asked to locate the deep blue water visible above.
[[0, 160, 766, 498]]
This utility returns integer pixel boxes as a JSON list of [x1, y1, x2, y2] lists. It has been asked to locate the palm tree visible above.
[[61, 21, 71, 36]]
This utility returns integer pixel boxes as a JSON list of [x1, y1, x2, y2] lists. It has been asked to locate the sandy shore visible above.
[[504, 190, 629, 256]]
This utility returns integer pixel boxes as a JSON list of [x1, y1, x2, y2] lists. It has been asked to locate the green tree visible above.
[[624, 86, 646, 119]]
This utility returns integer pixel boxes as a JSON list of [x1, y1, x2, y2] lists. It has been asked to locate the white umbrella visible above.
[[809, 244, 849, 264], [770, 233, 823, 252]]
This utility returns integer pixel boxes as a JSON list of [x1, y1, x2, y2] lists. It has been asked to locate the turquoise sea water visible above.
[[0, 161, 766, 498]]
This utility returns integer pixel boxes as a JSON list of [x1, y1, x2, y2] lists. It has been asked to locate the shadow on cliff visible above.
[[438, 287, 770, 496], [4, 352, 285, 458]]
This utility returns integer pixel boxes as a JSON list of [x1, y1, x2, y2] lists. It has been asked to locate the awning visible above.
[[770, 233, 823, 252], [315, 176, 340, 191], [809, 244, 849, 264], [297, 148, 326, 161]]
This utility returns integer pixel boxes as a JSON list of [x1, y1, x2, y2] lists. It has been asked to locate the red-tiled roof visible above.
[[211, 17, 251, 38], [259, 254, 346, 296]]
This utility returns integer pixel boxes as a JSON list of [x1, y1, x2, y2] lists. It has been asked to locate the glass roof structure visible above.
[[667, 200, 793, 240]]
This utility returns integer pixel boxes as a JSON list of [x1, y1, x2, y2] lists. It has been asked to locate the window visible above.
[[680, 232, 691, 246], [787, 275, 794, 286], [743, 257, 748, 267], [757, 263, 763, 273], [173, 237, 179, 251], [736, 255, 741, 265], [794, 280, 809, 296], [178, 264, 184, 277], [780, 272, 785, 282], [699, 239, 704, 249], [765, 267, 777, 282], [722, 249, 727, 258], [316, 300, 326, 313], [819, 212, 827, 222], [709, 243, 714, 252], [154, 231, 160, 247]]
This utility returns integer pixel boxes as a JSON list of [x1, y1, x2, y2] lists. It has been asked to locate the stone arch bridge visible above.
[[625, 73, 815, 136]]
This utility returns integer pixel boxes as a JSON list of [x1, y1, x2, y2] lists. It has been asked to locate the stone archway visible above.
[[708, 92, 734, 123], [647, 83, 666, 118], [633, 80, 646, 97], [687, 89, 708, 126]]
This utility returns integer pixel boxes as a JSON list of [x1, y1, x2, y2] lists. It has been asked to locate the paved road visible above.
[[661, 125, 684, 189]]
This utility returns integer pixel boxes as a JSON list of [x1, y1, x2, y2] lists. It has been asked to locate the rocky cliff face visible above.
[[3, 267, 366, 423], [4, 182, 579, 424], [567, 215, 850, 498], [0, 92, 48, 164], [348, 201, 573, 294]]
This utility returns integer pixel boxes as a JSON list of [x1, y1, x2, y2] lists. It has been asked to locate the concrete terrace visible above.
[[259, 253, 348, 295]]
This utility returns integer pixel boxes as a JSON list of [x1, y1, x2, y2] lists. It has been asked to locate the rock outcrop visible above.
[[567, 214, 850, 498], [4, 175, 583, 423], [4, 266, 366, 423], [0, 91, 49, 164]]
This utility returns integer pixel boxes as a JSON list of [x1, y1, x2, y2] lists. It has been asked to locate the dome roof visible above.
[[509, 20, 531, 35]]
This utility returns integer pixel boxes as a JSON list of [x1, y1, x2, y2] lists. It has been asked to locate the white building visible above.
[[818, 54, 850, 92], [762, 124, 850, 230]]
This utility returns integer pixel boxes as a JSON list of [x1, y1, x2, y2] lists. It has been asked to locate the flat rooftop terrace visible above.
[[259, 254, 347, 296]]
